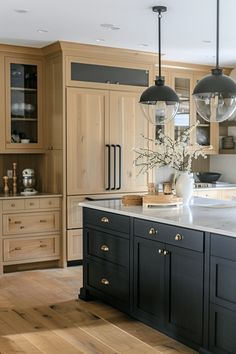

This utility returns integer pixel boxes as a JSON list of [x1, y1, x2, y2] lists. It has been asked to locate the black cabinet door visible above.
[[167, 245, 204, 346], [133, 236, 166, 323], [210, 304, 236, 354]]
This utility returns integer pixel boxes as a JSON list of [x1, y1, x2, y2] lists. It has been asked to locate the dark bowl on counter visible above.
[[197, 172, 221, 183]]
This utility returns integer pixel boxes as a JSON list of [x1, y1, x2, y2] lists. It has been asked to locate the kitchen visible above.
[[0, 0, 236, 353]]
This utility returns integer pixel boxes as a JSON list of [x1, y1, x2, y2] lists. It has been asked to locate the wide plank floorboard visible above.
[[0, 266, 197, 354]]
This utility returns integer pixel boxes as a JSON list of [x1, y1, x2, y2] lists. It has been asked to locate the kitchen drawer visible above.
[[134, 218, 204, 252], [39, 197, 60, 209], [211, 233, 236, 261], [67, 229, 83, 261], [25, 198, 40, 209], [2, 199, 25, 211], [84, 208, 130, 235], [3, 211, 60, 235], [86, 260, 129, 303], [67, 196, 85, 229], [3, 235, 60, 262], [86, 228, 129, 267]]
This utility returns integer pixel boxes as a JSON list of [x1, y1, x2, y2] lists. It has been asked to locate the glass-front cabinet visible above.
[[5, 58, 43, 151], [155, 68, 219, 153]]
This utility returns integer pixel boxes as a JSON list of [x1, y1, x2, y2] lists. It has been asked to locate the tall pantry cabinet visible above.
[[66, 88, 149, 195]]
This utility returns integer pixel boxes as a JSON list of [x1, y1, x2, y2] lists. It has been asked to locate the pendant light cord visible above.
[[158, 10, 162, 77], [216, 0, 219, 68]]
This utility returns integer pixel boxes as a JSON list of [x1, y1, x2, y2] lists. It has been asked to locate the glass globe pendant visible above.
[[193, 0, 236, 123], [140, 6, 179, 125]]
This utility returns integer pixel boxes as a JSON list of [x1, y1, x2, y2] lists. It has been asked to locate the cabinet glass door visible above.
[[174, 77, 191, 140], [10, 63, 38, 143], [5, 58, 43, 150]]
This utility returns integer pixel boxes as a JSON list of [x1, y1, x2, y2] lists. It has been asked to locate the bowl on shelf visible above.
[[196, 172, 221, 183], [21, 139, 30, 144]]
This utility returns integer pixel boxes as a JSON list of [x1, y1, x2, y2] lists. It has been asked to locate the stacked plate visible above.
[[222, 136, 234, 149]]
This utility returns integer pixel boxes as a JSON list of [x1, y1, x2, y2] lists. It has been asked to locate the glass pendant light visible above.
[[193, 0, 236, 123], [140, 6, 179, 125]]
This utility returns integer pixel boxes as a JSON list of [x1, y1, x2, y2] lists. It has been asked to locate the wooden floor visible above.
[[0, 266, 197, 354]]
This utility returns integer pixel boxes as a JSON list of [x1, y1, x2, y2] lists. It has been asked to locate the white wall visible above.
[[210, 155, 236, 183]]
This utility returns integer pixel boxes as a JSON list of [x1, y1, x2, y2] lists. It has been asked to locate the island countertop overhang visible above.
[[80, 197, 236, 238]]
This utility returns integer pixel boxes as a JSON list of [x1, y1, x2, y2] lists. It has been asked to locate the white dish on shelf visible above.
[[21, 139, 30, 143]]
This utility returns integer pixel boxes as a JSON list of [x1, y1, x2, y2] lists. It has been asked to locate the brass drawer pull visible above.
[[11, 203, 15, 207], [100, 244, 109, 252], [29, 203, 34, 206], [14, 221, 22, 224], [101, 216, 109, 223], [48, 201, 52, 205], [149, 227, 157, 235], [40, 219, 47, 223], [20, 226, 24, 229], [40, 244, 47, 248], [100, 278, 110, 285], [175, 233, 184, 241]]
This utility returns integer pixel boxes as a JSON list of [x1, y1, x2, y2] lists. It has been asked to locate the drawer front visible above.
[[211, 233, 236, 261], [134, 218, 204, 252], [87, 261, 129, 303], [2, 199, 25, 211], [40, 197, 60, 209], [3, 212, 60, 235], [84, 208, 130, 234], [3, 235, 60, 262], [67, 229, 83, 261], [25, 198, 40, 209], [67, 196, 85, 229], [86, 229, 129, 267]]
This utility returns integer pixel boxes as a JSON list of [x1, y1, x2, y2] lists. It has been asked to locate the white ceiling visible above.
[[1, 0, 236, 67]]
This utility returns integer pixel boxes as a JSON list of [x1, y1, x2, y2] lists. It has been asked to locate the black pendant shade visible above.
[[193, 0, 236, 123], [140, 6, 179, 125]]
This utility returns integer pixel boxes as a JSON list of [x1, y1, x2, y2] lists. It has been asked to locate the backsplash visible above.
[[210, 155, 236, 183], [0, 154, 45, 194]]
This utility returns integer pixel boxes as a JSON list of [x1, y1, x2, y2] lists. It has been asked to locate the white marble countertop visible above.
[[80, 197, 236, 238]]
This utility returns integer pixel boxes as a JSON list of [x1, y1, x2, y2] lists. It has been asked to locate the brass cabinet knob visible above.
[[14, 221, 22, 224], [149, 227, 157, 235], [40, 244, 47, 248], [14, 247, 22, 251], [163, 250, 169, 256], [100, 278, 110, 285], [101, 216, 109, 223], [100, 244, 109, 252], [175, 233, 184, 241], [11, 203, 15, 207]]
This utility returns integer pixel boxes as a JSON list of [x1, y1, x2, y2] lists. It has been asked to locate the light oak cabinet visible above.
[[66, 87, 149, 195], [159, 68, 219, 154], [1, 196, 61, 272], [4, 57, 44, 152]]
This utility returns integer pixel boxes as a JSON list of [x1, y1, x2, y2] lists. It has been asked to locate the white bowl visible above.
[[21, 139, 30, 144]]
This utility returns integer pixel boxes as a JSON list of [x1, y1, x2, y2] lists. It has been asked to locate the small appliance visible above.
[[21, 168, 37, 195]]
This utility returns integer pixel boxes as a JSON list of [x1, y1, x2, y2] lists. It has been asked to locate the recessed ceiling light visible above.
[[96, 38, 105, 42], [140, 43, 149, 47], [202, 40, 212, 43], [37, 29, 48, 34], [14, 8, 29, 13], [100, 23, 120, 30]]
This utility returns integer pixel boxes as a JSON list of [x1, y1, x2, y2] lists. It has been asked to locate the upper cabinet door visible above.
[[4, 57, 44, 152], [193, 73, 219, 154], [109, 90, 149, 192], [66, 87, 109, 195]]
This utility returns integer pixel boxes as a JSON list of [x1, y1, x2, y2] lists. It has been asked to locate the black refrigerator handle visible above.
[[111, 144, 116, 190], [116, 144, 121, 190], [105, 144, 111, 190]]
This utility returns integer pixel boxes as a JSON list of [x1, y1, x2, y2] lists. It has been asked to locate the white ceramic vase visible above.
[[175, 172, 194, 205]]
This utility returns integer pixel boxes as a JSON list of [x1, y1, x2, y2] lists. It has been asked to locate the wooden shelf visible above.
[[11, 117, 37, 121], [11, 87, 37, 92], [219, 148, 236, 154]]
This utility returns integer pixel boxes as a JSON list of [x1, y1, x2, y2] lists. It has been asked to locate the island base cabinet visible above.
[[209, 304, 236, 354], [133, 237, 203, 348]]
